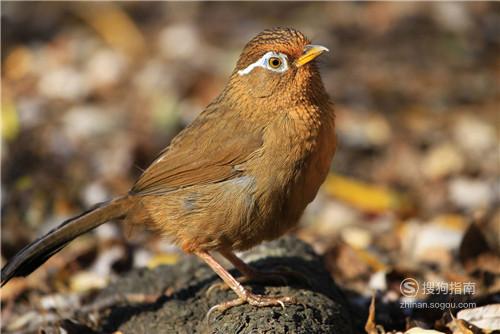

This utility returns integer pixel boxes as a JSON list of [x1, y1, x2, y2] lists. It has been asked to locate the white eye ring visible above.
[[238, 51, 289, 76], [268, 57, 283, 69]]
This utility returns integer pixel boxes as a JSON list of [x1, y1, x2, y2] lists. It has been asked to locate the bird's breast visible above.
[[247, 105, 336, 238]]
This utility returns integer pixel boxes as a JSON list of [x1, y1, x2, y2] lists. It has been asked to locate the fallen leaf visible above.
[[323, 173, 407, 214], [72, 3, 146, 58], [1, 95, 19, 141], [70, 271, 108, 292], [457, 304, 500, 331], [447, 316, 486, 334], [365, 294, 378, 334], [4, 46, 33, 81], [147, 253, 179, 269]]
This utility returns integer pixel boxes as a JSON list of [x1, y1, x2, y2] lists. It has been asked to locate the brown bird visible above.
[[1, 27, 335, 314]]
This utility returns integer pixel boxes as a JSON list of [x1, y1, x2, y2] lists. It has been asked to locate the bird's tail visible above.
[[1, 196, 132, 286]]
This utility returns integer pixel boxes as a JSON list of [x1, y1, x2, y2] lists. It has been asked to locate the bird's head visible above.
[[226, 28, 329, 108]]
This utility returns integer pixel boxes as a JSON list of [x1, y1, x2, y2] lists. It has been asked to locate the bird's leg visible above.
[[206, 250, 309, 296], [195, 250, 295, 319], [222, 250, 294, 284]]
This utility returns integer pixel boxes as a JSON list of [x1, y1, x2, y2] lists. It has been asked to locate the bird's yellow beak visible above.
[[295, 44, 329, 67]]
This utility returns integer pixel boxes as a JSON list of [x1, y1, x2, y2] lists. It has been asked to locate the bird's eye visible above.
[[268, 57, 282, 69], [237, 52, 288, 76]]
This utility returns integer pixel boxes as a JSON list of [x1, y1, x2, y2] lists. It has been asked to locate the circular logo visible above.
[[400, 278, 419, 297]]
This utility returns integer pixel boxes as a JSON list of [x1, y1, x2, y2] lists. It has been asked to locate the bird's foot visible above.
[[206, 267, 308, 296], [206, 291, 296, 321], [196, 250, 297, 321]]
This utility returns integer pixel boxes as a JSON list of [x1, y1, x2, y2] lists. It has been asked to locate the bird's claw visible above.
[[206, 293, 295, 322], [206, 281, 227, 297], [206, 267, 307, 297]]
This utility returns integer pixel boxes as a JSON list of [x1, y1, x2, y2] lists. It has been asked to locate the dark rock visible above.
[[95, 236, 354, 334]]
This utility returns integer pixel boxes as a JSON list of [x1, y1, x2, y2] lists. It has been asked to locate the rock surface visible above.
[[88, 237, 354, 333]]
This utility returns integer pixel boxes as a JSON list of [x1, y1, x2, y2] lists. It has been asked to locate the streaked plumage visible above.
[[2, 28, 335, 314]]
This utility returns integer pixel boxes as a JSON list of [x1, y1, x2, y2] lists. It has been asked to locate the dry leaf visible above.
[[147, 253, 180, 268], [447, 317, 486, 334], [458, 304, 500, 331], [72, 3, 146, 58], [365, 294, 386, 334], [1, 94, 19, 141], [323, 173, 406, 214], [70, 271, 108, 292], [365, 294, 377, 334]]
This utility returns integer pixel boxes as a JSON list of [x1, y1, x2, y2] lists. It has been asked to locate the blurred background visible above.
[[1, 2, 499, 332]]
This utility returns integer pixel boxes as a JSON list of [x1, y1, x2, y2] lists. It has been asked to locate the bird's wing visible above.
[[131, 105, 264, 195]]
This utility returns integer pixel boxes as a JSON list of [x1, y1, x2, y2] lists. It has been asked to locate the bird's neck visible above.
[[219, 73, 331, 125]]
